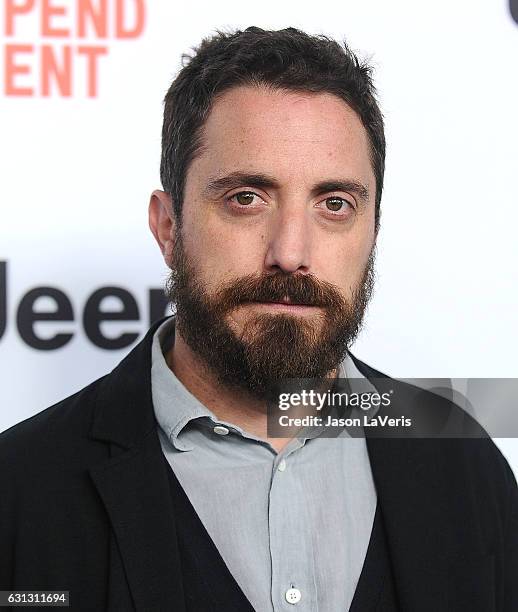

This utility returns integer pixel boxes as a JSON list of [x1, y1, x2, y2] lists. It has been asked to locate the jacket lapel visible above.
[[352, 356, 456, 611], [88, 317, 186, 611], [365, 436, 449, 611]]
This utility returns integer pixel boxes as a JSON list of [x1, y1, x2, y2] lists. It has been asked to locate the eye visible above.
[[230, 191, 260, 206], [323, 196, 355, 217]]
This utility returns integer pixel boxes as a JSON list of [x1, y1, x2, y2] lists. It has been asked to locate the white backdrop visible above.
[[1, 0, 517, 473]]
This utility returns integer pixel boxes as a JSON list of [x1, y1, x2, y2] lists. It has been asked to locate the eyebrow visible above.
[[204, 171, 371, 204]]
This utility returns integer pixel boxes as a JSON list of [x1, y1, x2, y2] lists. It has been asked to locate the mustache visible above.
[[214, 272, 346, 311]]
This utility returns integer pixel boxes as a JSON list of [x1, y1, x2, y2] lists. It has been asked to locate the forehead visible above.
[[189, 85, 374, 187]]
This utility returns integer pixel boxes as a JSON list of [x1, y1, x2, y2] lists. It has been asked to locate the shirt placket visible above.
[[269, 445, 318, 611]]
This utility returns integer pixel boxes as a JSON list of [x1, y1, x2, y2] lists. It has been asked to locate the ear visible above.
[[149, 190, 176, 266]]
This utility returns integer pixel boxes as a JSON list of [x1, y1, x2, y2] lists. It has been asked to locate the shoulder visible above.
[[0, 374, 115, 567], [350, 352, 517, 495], [0, 375, 108, 487], [0, 374, 105, 444], [0, 318, 163, 479], [0, 376, 117, 588]]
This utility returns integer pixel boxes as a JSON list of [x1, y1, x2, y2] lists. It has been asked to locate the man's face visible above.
[[165, 85, 377, 398]]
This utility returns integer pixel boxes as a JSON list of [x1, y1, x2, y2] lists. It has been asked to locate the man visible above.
[[0, 27, 516, 612]]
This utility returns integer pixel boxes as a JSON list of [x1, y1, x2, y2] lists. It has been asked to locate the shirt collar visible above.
[[151, 318, 215, 451], [152, 318, 272, 451]]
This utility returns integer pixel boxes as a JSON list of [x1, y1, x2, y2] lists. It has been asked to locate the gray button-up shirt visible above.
[[152, 317, 377, 612]]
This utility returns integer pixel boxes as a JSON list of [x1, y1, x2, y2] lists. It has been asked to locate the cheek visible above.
[[181, 206, 267, 289], [315, 226, 374, 292], [348, 207, 376, 267]]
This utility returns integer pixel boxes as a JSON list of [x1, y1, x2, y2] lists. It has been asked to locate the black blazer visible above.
[[1, 316, 517, 611]]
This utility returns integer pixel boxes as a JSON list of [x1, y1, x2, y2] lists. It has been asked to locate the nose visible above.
[[264, 207, 312, 274]]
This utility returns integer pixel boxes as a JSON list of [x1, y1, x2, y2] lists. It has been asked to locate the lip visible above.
[[245, 301, 320, 314]]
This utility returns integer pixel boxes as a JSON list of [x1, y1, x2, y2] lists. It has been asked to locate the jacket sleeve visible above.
[[503, 462, 518, 611], [0, 433, 17, 588]]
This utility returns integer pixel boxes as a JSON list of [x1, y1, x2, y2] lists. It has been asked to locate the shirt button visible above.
[[285, 588, 302, 604], [213, 425, 229, 436], [278, 459, 287, 472]]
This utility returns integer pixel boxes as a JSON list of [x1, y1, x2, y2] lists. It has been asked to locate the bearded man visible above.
[[1, 27, 516, 612]]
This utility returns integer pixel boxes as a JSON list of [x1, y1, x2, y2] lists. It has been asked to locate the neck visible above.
[[166, 329, 337, 453]]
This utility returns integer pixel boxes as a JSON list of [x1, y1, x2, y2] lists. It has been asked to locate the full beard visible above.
[[165, 233, 376, 400]]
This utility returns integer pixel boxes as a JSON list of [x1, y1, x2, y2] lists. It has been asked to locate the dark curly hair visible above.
[[160, 26, 385, 230]]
